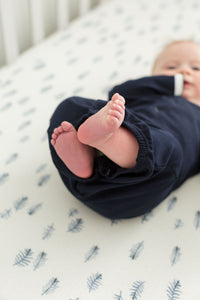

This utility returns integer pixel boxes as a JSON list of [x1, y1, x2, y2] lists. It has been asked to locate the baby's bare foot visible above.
[[77, 93, 125, 148], [51, 121, 95, 178]]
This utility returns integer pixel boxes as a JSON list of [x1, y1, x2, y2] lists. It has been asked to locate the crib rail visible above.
[[0, 0, 108, 68]]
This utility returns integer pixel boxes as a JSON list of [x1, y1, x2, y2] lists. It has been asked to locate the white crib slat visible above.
[[30, 0, 45, 44], [99, 0, 108, 3], [57, 0, 69, 30], [79, 0, 90, 16], [0, 0, 19, 64]]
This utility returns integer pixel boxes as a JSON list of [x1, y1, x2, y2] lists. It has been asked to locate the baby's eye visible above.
[[192, 66, 200, 71], [167, 65, 176, 69]]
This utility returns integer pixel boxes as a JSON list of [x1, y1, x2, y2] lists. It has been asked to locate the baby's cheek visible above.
[[162, 70, 176, 76], [195, 85, 200, 98]]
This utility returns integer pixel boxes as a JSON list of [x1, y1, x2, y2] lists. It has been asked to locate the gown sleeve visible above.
[[108, 74, 183, 100], [107, 74, 184, 183]]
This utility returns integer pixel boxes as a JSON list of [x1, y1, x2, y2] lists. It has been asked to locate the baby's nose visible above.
[[178, 65, 191, 75]]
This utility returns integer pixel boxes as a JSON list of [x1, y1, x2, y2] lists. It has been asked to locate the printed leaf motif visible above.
[[167, 196, 177, 211], [34, 60, 46, 70], [5, 153, 18, 165], [114, 291, 123, 299], [43, 73, 54, 81], [194, 211, 200, 229], [38, 174, 51, 186], [141, 210, 153, 223], [14, 196, 28, 211], [167, 280, 182, 300], [41, 277, 59, 295], [0, 102, 12, 112], [67, 218, 83, 233], [87, 272, 103, 293], [0, 208, 12, 219], [130, 281, 145, 299], [174, 219, 183, 229], [36, 163, 47, 173], [42, 223, 55, 240], [2, 89, 16, 98], [23, 107, 36, 116], [68, 208, 79, 217], [78, 71, 90, 79], [41, 133, 48, 142], [84, 245, 99, 262], [20, 135, 29, 143], [130, 241, 144, 260], [14, 249, 33, 267], [171, 246, 181, 266], [28, 203, 42, 215], [0, 173, 9, 185], [33, 252, 47, 270], [72, 87, 84, 95], [18, 120, 31, 131], [110, 219, 122, 225], [18, 96, 30, 105], [40, 85, 52, 93], [55, 92, 65, 101]]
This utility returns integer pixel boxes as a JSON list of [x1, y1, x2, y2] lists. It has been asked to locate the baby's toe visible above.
[[61, 121, 75, 132], [51, 138, 56, 146], [52, 133, 57, 139], [119, 95, 125, 104], [54, 126, 63, 134], [111, 93, 120, 101]]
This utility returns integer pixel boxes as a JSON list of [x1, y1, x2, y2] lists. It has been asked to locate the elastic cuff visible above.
[[174, 74, 183, 96]]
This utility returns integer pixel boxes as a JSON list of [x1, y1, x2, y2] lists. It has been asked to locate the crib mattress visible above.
[[0, 0, 200, 299]]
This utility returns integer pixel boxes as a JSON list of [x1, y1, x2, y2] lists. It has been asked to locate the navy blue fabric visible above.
[[47, 75, 200, 219]]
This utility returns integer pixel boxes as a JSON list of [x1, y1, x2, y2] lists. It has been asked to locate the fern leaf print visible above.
[[28, 203, 42, 215], [36, 163, 47, 173], [167, 196, 177, 211], [0, 208, 12, 219], [114, 291, 123, 299], [38, 174, 51, 186], [14, 248, 33, 267], [67, 218, 83, 233], [84, 245, 99, 262], [110, 219, 121, 225], [68, 208, 79, 217], [33, 252, 47, 270], [141, 210, 153, 223], [5, 153, 18, 165], [170, 246, 181, 266], [174, 219, 183, 229], [14, 196, 28, 211], [42, 223, 55, 240], [87, 272, 103, 293], [130, 241, 144, 260], [41, 277, 59, 295], [130, 281, 145, 300], [194, 210, 200, 229], [0, 172, 9, 185], [167, 280, 182, 300], [18, 120, 31, 131]]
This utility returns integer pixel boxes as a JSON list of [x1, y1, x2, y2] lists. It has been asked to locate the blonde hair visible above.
[[152, 39, 200, 74]]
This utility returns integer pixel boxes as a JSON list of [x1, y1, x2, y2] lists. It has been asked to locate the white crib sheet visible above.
[[0, 0, 200, 299]]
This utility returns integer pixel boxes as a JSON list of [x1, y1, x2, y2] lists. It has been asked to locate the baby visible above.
[[48, 40, 200, 219]]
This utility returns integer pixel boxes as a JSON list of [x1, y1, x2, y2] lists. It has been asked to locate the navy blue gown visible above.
[[47, 75, 200, 219]]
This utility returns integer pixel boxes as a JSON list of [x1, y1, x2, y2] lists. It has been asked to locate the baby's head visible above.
[[152, 40, 200, 105]]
